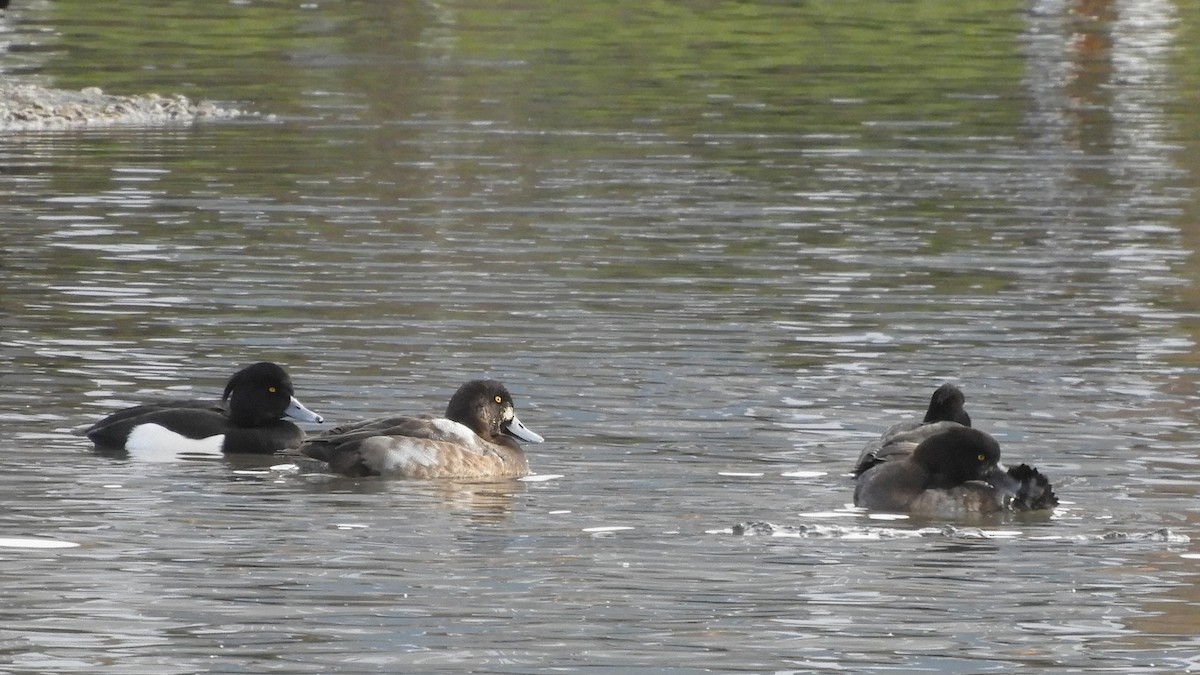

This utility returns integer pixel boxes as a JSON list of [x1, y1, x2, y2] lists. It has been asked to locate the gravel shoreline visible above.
[[0, 83, 252, 131]]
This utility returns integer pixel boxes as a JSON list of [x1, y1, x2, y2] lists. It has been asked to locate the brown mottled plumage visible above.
[[301, 379, 543, 479]]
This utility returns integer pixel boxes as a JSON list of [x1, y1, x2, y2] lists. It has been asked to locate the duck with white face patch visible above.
[[301, 379, 544, 480]]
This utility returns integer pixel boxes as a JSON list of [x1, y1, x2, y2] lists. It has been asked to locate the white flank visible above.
[[377, 437, 441, 471], [125, 423, 225, 461], [431, 418, 478, 445]]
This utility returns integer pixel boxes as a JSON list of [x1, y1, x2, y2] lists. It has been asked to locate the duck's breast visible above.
[[906, 482, 1005, 515]]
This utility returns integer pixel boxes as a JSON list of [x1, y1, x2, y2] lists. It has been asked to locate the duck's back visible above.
[[853, 420, 966, 476]]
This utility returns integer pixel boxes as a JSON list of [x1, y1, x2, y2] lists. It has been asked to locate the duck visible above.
[[300, 379, 544, 479], [85, 362, 323, 455], [852, 383, 971, 476], [853, 424, 1058, 515]]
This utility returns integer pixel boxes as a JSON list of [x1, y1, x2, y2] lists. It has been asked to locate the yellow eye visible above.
[[269, 387, 277, 393], [495, 395, 503, 404], [977, 453, 986, 462]]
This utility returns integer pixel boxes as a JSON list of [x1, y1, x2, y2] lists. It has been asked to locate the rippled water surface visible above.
[[4, 0, 1200, 672]]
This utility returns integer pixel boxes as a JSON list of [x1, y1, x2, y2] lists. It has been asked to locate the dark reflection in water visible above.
[[3, 0, 1200, 672]]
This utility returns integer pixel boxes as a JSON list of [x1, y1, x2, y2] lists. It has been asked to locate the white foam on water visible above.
[[801, 504, 865, 519], [0, 537, 81, 549], [519, 474, 563, 482]]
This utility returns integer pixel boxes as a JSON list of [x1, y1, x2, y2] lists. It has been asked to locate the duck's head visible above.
[[222, 362, 323, 427], [923, 383, 971, 427], [445, 379, 544, 445], [911, 425, 1000, 484]]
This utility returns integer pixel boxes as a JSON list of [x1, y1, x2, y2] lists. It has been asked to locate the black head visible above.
[[911, 425, 1000, 485], [445, 379, 543, 445], [923, 383, 971, 427], [222, 362, 297, 427]]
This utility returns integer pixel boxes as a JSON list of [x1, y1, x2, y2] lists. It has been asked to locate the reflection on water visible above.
[[3, 0, 1200, 672]]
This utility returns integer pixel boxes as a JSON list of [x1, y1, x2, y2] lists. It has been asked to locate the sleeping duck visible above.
[[853, 424, 1057, 515], [85, 361, 323, 455], [853, 383, 972, 476], [300, 379, 543, 479]]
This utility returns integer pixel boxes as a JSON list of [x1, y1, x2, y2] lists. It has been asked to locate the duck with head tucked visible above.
[[853, 382, 972, 477], [86, 362, 324, 455], [854, 424, 1058, 515], [300, 379, 544, 479]]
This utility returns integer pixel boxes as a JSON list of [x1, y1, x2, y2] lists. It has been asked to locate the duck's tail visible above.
[[1004, 463, 1058, 511]]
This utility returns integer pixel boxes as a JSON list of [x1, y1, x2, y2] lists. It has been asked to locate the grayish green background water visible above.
[[4, 0, 1200, 672]]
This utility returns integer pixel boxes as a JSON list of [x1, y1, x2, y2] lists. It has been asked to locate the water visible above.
[[3, 0, 1200, 672]]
